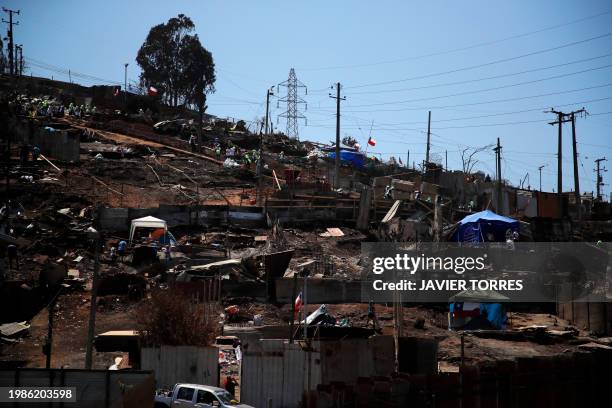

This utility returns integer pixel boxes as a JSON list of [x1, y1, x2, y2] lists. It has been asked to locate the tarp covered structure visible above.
[[449, 289, 509, 330], [328, 150, 365, 168], [452, 210, 519, 242], [128, 216, 167, 244]]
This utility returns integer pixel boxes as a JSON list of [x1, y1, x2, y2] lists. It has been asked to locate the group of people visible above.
[[188, 133, 264, 167], [9, 94, 97, 119]]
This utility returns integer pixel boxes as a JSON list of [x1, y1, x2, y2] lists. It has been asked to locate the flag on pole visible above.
[[148, 86, 158, 97], [294, 291, 303, 317], [367, 137, 376, 146]]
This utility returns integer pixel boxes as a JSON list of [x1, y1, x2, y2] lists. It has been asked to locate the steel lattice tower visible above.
[[277, 68, 307, 140]]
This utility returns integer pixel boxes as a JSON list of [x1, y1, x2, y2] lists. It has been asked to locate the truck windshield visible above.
[[215, 390, 233, 404]]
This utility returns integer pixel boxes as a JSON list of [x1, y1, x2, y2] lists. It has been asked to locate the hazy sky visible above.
[[4, 0, 612, 196]]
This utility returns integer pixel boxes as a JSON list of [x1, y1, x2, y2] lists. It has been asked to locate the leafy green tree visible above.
[[136, 14, 215, 111]]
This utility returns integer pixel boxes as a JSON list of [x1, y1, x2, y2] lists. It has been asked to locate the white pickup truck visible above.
[[154, 383, 254, 408]]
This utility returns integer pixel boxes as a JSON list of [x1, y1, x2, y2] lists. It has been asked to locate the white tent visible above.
[[128, 216, 167, 244]]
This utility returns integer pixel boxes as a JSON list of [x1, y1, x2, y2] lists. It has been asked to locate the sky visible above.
[[4, 0, 612, 197]]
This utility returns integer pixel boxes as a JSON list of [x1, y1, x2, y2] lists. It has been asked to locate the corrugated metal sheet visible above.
[[141, 345, 218, 389], [241, 340, 321, 408]]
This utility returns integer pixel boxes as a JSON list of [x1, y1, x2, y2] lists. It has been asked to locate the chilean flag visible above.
[[148, 86, 158, 97], [294, 292, 303, 317], [367, 137, 376, 147]]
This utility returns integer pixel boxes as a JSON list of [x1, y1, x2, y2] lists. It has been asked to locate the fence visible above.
[[140, 346, 219, 389], [0, 368, 154, 408], [309, 349, 612, 408]]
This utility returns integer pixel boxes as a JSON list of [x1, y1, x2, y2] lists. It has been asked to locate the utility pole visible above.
[[43, 286, 63, 369], [493, 138, 502, 213], [329, 83, 345, 189], [425, 111, 431, 169], [257, 87, 273, 205], [2, 7, 20, 76], [570, 112, 581, 219], [594, 157, 607, 200], [548, 108, 587, 217], [445, 149, 448, 171], [407, 150, 409, 169], [16, 44, 23, 76], [85, 228, 101, 369], [538, 165, 546, 191], [123, 63, 129, 110]]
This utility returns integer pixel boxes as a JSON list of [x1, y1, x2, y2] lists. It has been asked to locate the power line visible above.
[[298, 9, 612, 72], [348, 52, 612, 95], [341, 82, 612, 113], [345, 32, 612, 89], [345, 63, 612, 108]]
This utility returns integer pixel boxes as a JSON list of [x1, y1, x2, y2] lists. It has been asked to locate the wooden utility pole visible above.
[[493, 138, 502, 213], [406, 150, 409, 169], [445, 150, 448, 171], [85, 229, 101, 369], [43, 286, 63, 369], [329, 83, 345, 188], [2, 7, 20, 76], [595, 157, 607, 200], [425, 111, 431, 168], [257, 87, 273, 205]]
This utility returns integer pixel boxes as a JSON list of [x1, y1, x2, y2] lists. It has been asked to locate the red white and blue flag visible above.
[[294, 292, 303, 317]]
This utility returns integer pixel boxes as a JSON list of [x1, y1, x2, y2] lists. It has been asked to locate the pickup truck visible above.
[[155, 383, 254, 408]]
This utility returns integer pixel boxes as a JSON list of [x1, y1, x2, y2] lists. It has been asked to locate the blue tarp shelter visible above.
[[448, 290, 509, 330], [328, 150, 365, 168], [452, 210, 519, 242]]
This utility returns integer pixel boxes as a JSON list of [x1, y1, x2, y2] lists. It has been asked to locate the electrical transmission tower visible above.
[[277, 68, 307, 140]]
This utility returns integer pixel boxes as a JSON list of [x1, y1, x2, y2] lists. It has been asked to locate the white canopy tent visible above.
[[128, 216, 167, 244]]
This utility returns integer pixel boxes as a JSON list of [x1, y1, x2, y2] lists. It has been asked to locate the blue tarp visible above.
[[453, 210, 519, 242], [156, 231, 177, 246], [480, 303, 507, 329], [328, 150, 365, 168], [449, 302, 507, 330]]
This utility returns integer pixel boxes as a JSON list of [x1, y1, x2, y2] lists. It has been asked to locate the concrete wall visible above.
[[141, 345, 219, 389], [275, 278, 363, 304], [0, 368, 154, 408], [98, 205, 265, 232]]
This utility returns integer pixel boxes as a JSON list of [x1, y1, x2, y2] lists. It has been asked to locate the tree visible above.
[[136, 289, 219, 346], [461, 144, 493, 174], [136, 14, 215, 109], [181, 35, 215, 142]]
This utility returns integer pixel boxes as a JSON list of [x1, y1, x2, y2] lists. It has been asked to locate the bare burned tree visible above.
[[461, 144, 494, 174], [135, 288, 219, 346]]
